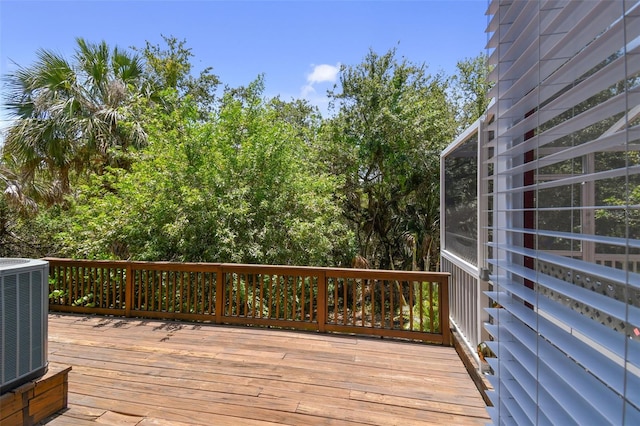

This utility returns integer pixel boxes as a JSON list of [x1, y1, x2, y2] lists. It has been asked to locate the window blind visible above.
[[484, 0, 640, 424]]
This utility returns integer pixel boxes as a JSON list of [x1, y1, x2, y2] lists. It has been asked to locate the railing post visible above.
[[124, 262, 133, 318], [317, 271, 327, 333], [215, 265, 223, 324], [441, 274, 451, 346]]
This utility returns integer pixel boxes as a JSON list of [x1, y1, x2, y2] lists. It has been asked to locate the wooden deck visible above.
[[41, 313, 489, 425]]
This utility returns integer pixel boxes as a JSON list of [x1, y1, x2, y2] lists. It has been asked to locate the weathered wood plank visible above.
[[1, 363, 70, 426], [42, 313, 489, 425]]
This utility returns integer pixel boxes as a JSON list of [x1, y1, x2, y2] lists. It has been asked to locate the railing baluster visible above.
[[65, 266, 70, 305], [166, 271, 171, 312], [138, 269, 144, 310], [244, 273, 249, 318], [332, 278, 337, 324], [171, 271, 177, 313], [317, 271, 326, 332], [226, 272, 231, 316], [146, 269, 151, 311], [67, 266, 72, 305], [309, 276, 314, 323], [292, 276, 298, 321], [92, 266, 97, 308], [152, 269, 158, 311], [300, 276, 306, 322], [409, 280, 414, 331], [351, 278, 356, 326], [258, 274, 265, 319], [370, 279, 375, 329], [158, 270, 163, 312], [118, 267, 123, 310], [419, 280, 424, 332], [149, 270, 155, 311], [94, 267, 99, 307], [193, 271, 198, 313], [342, 278, 347, 326], [208, 272, 213, 316], [104, 267, 108, 308], [387, 281, 391, 329], [234, 273, 240, 317], [429, 281, 435, 333], [275, 275, 279, 320], [379, 280, 384, 329], [179, 271, 184, 313], [251, 273, 256, 318], [125, 264, 132, 317], [200, 272, 206, 315], [283, 275, 287, 320], [360, 279, 364, 327], [142, 269, 147, 310], [215, 267, 223, 323], [73, 266, 79, 305], [185, 271, 191, 314], [266, 275, 272, 319], [135, 269, 141, 310], [100, 267, 105, 308]]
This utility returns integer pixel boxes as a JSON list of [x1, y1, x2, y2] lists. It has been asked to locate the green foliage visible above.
[[450, 53, 494, 132], [44, 77, 352, 265], [2, 38, 149, 204], [136, 35, 220, 118], [0, 194, 63, 257], [405, 281, 440, 332], [2, 38, 479, 269], [321, 47, 456, 270], [595, 175, 640, 251], [227, 274, 315, 320]]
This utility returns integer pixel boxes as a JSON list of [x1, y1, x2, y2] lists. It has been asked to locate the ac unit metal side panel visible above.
[[1, 273, 19, 385], [0, 259, 49, 394]]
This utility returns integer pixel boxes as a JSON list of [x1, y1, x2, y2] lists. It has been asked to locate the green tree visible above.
[[2, 38, 148, 203], [322, 48, 456, 271], [136, 35, 220, 118], [450, 53, 493, 132]]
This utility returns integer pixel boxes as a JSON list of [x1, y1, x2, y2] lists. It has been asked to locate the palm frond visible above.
[[2, 37, 148, 202]]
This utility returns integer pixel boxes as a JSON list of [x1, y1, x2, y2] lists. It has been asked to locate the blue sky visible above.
[[0, 0, 489, 123]]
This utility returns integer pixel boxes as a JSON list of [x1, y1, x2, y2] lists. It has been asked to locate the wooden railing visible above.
[[594, 253, 640, 273], [45, 258, 451, 345]]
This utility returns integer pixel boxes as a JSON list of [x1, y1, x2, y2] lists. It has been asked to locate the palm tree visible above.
[[2, 38, 148, 203]]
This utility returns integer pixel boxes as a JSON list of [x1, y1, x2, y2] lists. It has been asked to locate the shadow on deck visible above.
[[41, 313, 489, 425]]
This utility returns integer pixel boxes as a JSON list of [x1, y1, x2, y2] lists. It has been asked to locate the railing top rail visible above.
[[44, 258, 451, 279], [44, 257, 129, 268], [324, 268, 449, 281]]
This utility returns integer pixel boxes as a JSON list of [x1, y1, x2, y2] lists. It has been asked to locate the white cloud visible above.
[[299, 63, 340, 116], [300, 84, 315, 98], [299, 63, 340, 117], [306, 63, 340, 84]]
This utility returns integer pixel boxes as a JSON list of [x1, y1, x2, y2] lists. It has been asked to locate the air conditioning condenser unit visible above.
[[0, 258, 49, 394]]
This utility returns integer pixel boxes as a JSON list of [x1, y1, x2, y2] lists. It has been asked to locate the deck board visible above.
[[41, 313, 489, 425]]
